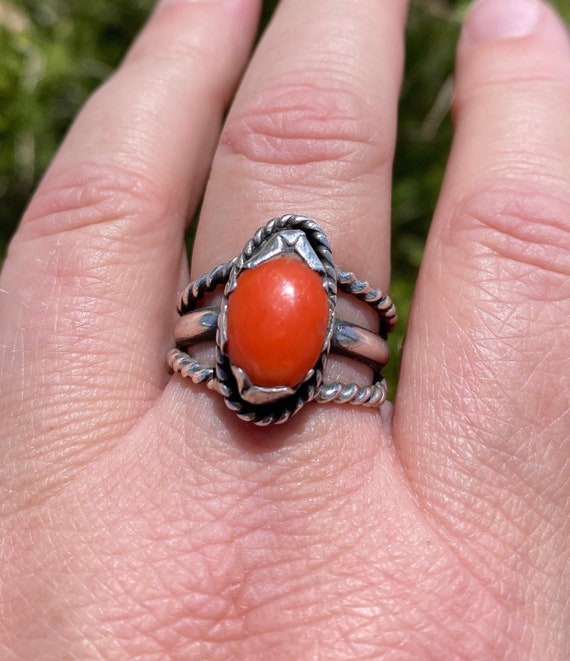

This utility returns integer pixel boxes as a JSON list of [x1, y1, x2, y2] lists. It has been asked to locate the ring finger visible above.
[[180, 0, 408, 436]]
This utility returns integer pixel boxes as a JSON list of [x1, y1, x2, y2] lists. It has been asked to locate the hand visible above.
[[1, 0, 568, 657]]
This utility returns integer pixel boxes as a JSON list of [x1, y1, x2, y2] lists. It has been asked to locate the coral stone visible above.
[[226, 256, 329, 388]]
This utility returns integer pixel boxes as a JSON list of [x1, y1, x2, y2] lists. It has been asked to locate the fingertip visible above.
[[453, 0, 570, 115], [460, 0, 569, 51]]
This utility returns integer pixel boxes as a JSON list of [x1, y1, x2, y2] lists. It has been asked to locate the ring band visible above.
[[168, 214, 397, 425], [174, 310, 390, 373]]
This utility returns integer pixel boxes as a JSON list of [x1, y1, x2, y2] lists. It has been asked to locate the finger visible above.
[[156, 2, 408, 645], [194, 0, 407, 291], [0, 0, 260, 455], [395, 0, 570, 638], [179, 0, 407, 436], [153, 6, 409, 650]]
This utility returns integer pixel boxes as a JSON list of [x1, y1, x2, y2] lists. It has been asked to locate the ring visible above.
[[168, 214, 397, 425]]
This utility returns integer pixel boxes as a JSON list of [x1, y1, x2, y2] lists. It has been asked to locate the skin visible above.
[[0, 0, 569, 657]]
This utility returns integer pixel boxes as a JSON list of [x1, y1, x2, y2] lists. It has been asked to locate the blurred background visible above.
[[1, 0, 568, 388]]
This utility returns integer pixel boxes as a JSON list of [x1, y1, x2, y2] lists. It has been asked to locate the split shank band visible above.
[[168, 215, 397, 426]]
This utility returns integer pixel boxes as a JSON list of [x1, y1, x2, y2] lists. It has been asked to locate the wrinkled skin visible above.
[[1, 0, 569, 658]]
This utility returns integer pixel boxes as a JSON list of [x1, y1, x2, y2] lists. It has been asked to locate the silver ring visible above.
[[168, 214, 397, 426]]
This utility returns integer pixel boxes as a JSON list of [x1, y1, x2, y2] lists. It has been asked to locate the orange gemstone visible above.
[[226, 256, 329, 388]]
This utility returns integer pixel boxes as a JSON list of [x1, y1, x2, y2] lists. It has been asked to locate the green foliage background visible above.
[[1, 0, 568, 389]]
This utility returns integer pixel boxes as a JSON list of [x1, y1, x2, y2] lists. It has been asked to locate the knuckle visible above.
[[219, 82, 391, 188], [452, 182, 570, 295], [19, 161, 169, 242]]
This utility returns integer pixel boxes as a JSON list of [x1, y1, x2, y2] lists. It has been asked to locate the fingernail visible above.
[[463, 0, 541, 44]]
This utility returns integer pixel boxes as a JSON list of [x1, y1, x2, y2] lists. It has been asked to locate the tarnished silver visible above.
[[174, 312, 390, 375], [168, 214, 397, 425]]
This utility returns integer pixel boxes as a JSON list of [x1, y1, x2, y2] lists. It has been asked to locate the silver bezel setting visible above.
[[215, 215, 337, 425]]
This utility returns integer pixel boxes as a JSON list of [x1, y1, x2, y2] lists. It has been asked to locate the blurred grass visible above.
[[0, 0, 568, 391]]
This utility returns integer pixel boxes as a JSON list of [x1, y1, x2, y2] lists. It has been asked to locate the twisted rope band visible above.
[[337, 270, 398, 338]]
